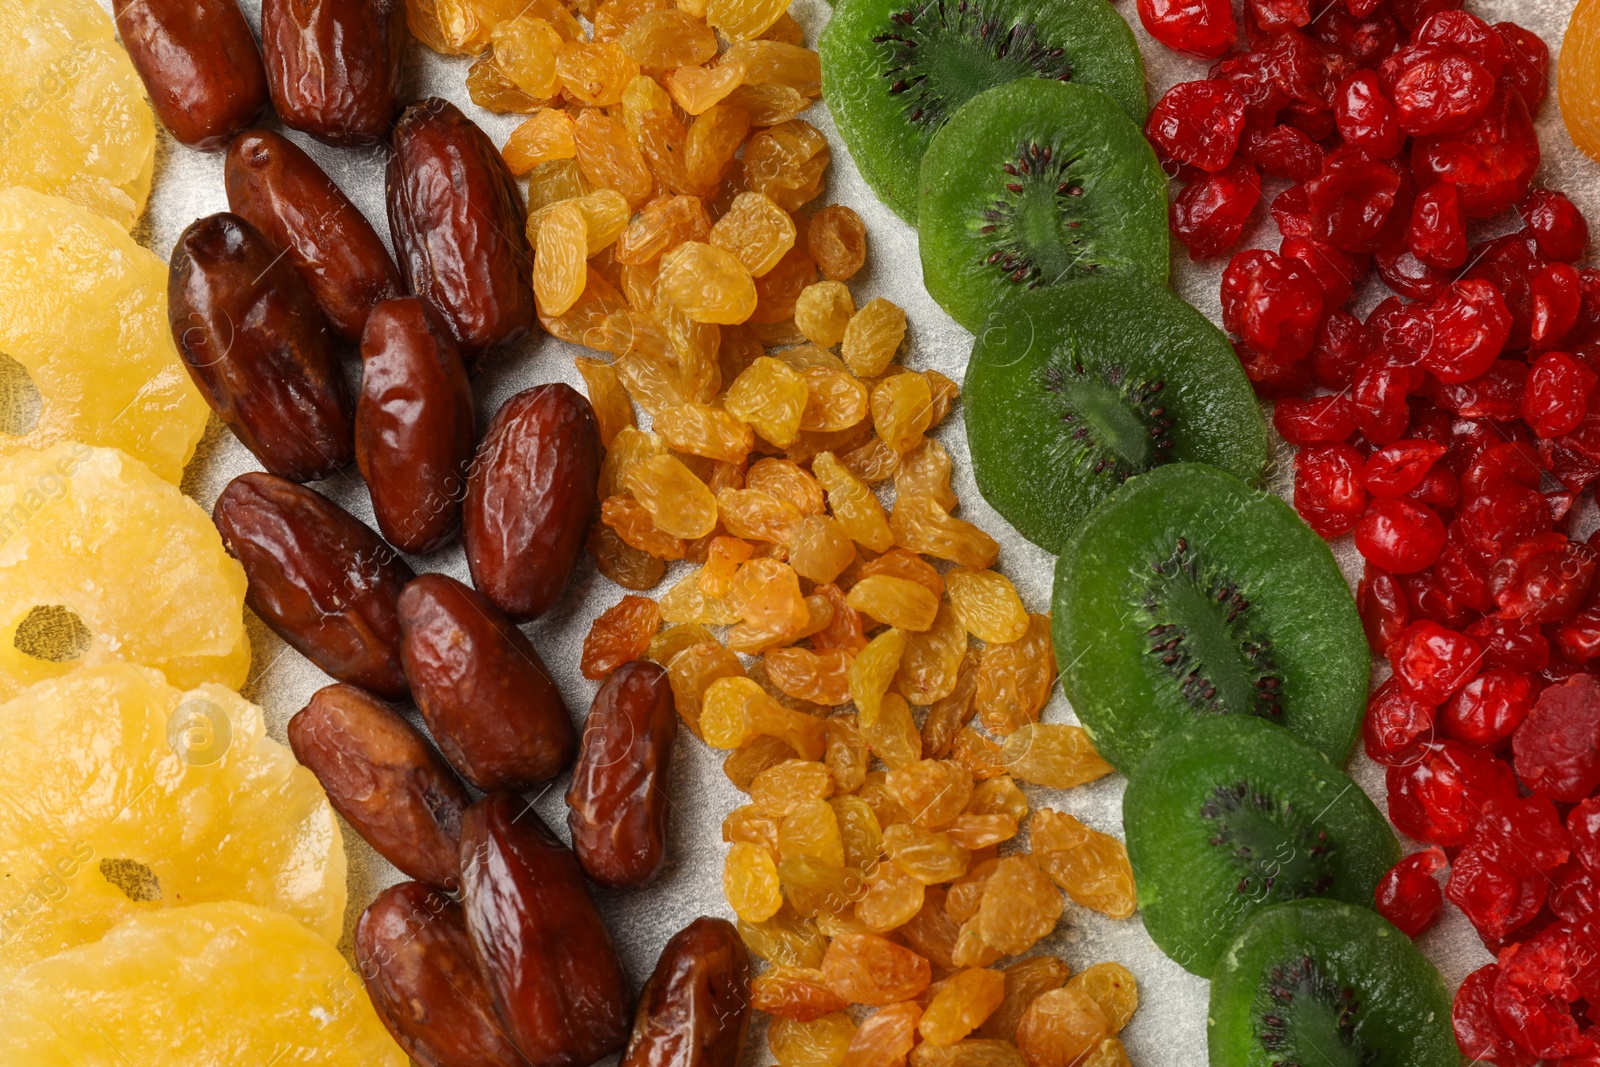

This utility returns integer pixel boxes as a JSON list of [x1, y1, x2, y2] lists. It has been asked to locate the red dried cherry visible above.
[[1493, 924, 1597, 1060], [1210, 50, 1290, 123], [1238, 124, 1325, 183], [1363, 676, 1435, 765], [1374, 244, 1451, 302], [1441, 668, 1537, 747], [1388, 46, 1495, 137], [1523, 351, 1598, 439], [1304, 146, 1404, 253], [1146, 80, 1247, 173], [1333, 70, 1404, 157], [1273, 394, 1355, 444], [1310, 3, 1400, 69], [1455, 482, 1553, 564], [1374, 847, 1445, 937], [1412, 86, 1540, 218], [1446, 840, 1547, 944], [1246, 0, 1309, 34], [1513, 674, 1600, 803], [1358, 566, 1410, 650], [1355, 497, 1447, 574], [1221, 248, 1324, 362], [1351, 357, 1413, 444], [1293, 443, 1368, 537], [1137, 0, 1238, 59], [1432, 360, 1528, 421], [1459, 439, 1541, 498], [1413, 10, 1508, 78], [1475, 794, 1572, 878], [1407, 182, 1468, 269], [1170, 158, 1262, 260], [1531, 262, 1584, 351], [1466, 615, 1551, 673], [1389, 0, 1463, 33], [1520, 188, 1591, 263], [1454, 965, 1539, 1067], [1386, 739, 1518, 846], [1310, 310, 1371, 389], [1489, 533, 1598, 624], [1494, 21, 1550, 115], [1363, 439, 1446, 497], [1280, 237, 1367, 309], [1417, 280, 1513, 384], [1389, 619, 1484, 704], [1569, 797, 1600, 873], [1407, 465, 1460, 510]]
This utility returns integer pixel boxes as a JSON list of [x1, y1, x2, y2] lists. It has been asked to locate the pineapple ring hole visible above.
[[99, 858, 162, 903], [13, 605, 91, 663], [0, 352, 41, 436]]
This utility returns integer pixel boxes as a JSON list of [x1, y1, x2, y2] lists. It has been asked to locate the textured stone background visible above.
[[122, 0, 1590, 1060]]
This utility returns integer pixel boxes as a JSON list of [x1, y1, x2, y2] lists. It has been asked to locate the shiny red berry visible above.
[[1147, 80, 1247, 173], [1441, 668, 1537, 747], [1520, 187, 1591, 263], [1273, 393, 1354, 444], [1495, 21, 1550, 115], [1389, 619, 1484, 704], [1333, 70, 1404, 158], [1357, 565, 1410, 651], [1137, 0, 1238, 59], [1304, 146, 1404, 253], [1489, 533, 1598, 624], [1568, 796, 1600, 874], [1309, 310, 1371, 389], [1513, 673, 1600, 803], [1454, 965, 1538, 1067], [1355, 497, 1447, 574], [1417, 279, 1513, 384], [1363, 676, 1435, 765], [1385, 45, 1495, 137], [1239, 124, 1325, 182], [1170, 158, 1262, 260], [1523, 350, 1597, 438], [1363, 439, 1446, 497], [1221, 248, 1325, 362], [1492, 925, 1597, 1060], [1446, 840, 1547, 945], [1412, 10, 1507, 77], [1530, 262, 1584, 351], [1412, 86, 1540, 219], [1407, 182, 1468, 269], [1293, 442, 1367, 537], [1374, 847, 1446, 937], [1465, 615, 1551, 673], [1386, 739, 1518, 846]]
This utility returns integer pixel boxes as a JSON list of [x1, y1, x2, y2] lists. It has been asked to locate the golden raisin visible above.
[[825, 718, 872, 796], [846, 575, 940, 632], [625, 453, 719, 538], [897, 603, 968, 706], [999, 724, 1113, 790], [616, 195, 712, 265], [743, 119, 830, 210], [492, 16, 563, 98], [788, 515, 857, 584], [1014, 988, 1108, 1067], [587, 522, 667, 591], [658, 241, 759, 325], [795, 281, 855, 349], [575, 356, 636, 446], [706, 0, 790, 40], [698, 536, 755, 598], [648, 623, 717, 665], [922, 659, 979, 758], [533, 199, 589, 316], [741, 911, 829, 968], [754, 965, 852, 1022], [892, 494, 1000, 571], [814, 451, 895, 552], [503, 107, 575, 173], [727, 556, 810, 634], [580, 594, 661, 679], [871, 373, 934, 453], [1066, 964, 1137, 1034], [766, 646, 853, 706], [1033, 823, 1136, 921], [897, 440, 959, 512], [848, 627, 906, 722], [801, 366, 870, 433], [665, 62, 746, 114], [668, 639, 745, 736], [702, 676, 826, 758], [898, 888, 962, 972], [945, 569, 1028, 645], [975, 856, 1062, 957], [618, 8, 716, 68], [809, 204, 869, 281], [751, 758, 834, 817], [724, 841, 784, 922], [752, 240, 819, 323], [882, 822, 968, 884], [722, 41, 823, 95], [724, 802, 782, 850], [711, 191, 798, 277], [718, 488, 803, 543], [779, 798, 846, 867], [526, 157, 588, 214], [979, 956, 1071, 1043], [861, 693, 922, 770], [467, 53, 545, 112], [856, 861, 925, 933], [686, 101, 753, 192], [841, 298, 906, 378], [729, 82, 812, 125], [726, 734, 801, 790], [950, 728, 1008, 783], [771, 1013, 858, 1067], [747, 457, 825, 514], [725, 356, 809, 446], [820, 933, 932, 1006], [886, 759, 973, 830], [812, 583, 868, 655], [574, 108, 655, 207], [842, 1002, 923, 1067], [592, 0, 671, 38], [654, 402, 754, 464], [919, 969, 1008, 1047]]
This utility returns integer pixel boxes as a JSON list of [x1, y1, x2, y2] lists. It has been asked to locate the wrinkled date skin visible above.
[[114, 0, 268, 150], [289, 684, 469, 889], [464, 384, 601, 621], [169, 213, 355, 482], [387, 98, 536, 361], [567, 660, 678, 888], [356, 881, 533, 1067], [398, 573, 576, 791], [225, 130, 403, 342], [459, 793, 632, 1067], [357, 300, 476, 554], [261, 0, 405, 146], [622, 918, 751, 1067], [213, 472, 415, 697]]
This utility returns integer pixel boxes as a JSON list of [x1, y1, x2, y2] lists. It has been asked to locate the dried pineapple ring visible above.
[[0, 0, 156, 229], [0, 903, 404, 1065], [0, 444, 249, 700], [0, 189, 210, 482], [0, 665, 346, 983]]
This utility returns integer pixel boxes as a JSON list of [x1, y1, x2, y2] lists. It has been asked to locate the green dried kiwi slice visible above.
[[818, 0, 1145, 222], [1123, 716, 1400, 976], [916, 78, 1168, 332], [1052, 463, 1368, 773], [963, 279, 1268, 554], [1210, 899, 1457, 1067]]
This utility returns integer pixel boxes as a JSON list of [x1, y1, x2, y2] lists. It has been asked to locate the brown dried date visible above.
[[288, 684, 469, 889], [225, 129, 403, 342], [113, 0, 268, 151], [357, 299, 476, 554], [459, 793, 632, 1067], [398, 573, 576, 790], [213, 472, 414, 698], [622, 917, 751, 1067], [567, 660, 678, 888], [356, 881, 533, 1067], [261, 0, 406, 146], [169, 213, 355, 482], [388, 98, 535, 361], [464, 384, 601, 621]]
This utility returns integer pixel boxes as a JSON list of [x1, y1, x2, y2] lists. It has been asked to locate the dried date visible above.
[[213, 472, 414, 697], [398, 573, 576, 790], [169, 212, 355, 482], [464, 384, 601, 620], [388, 98, 536, 361], [261, 0, 405, 146], [459, 793, 632, 1067], [357, 299, 476, 554], [225, 129, 403, 342], [622, 917, 751, 1067], [288, 684, 469, 889], [356, 881, 532, 1067], [567, 660, 678, 888], [113, 0, 268, 150]]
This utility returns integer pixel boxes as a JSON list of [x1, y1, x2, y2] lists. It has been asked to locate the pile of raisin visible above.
[[1141, 1, 1600, 1061]]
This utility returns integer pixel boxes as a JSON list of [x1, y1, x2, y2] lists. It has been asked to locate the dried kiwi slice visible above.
[[1210, 899, 1457, 1067], [1052, 463, 1368, 773], [916, 79, 1168, 332], [964, 279, 1267, 554], [1124, 716, 1400, 976], [819, 0, 1145, 222]]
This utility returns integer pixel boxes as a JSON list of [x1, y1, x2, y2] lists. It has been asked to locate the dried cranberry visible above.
[[1531, 262, 1584, 352], [1455, 482, 1553, 563], [1238, 124, 1325, 182], [1407, 182, 1468, 269], [1447, 840, 1548, 944], [1413, 10, 1508, 77], [1170, 158, 1262, 260], [1441, 668, 1536, 747], [1387, 46, 1495, 136], [1221, 248, 1325, 362], [1389, 0, 1462, 33], [1266, 29, 1336, 108], [1363, 676, 1436, 764], [1412, 86, 1540, 218], [1310, 309, 1371, 388], [1495, 21, 1550, 115], [1432, 530, 1493, 613], [1389, 619, 1484, 703], [1513, 673, 1600, 803], [1386, 739, 1518, 845], [1305, 146, 1404, 253], [1520, 188, 1591, 263], [1401, 566, 1477, 629], [1477, 794, 1573, 878], [1358, 565, 1410, 650], [1210, 49, 1290, 122], [1551, 866, 1600, 926], [1459, 439, 1542, 497], [1331, 70, 1403, 157], [1138, 0, 1237, 58], [1352, 357, 1413, 444], [1293, 443, 1368, 537], [1355, 497, 1447, 573], [1490, 533, 1598, 624], [1455, 965, 1539, 1067], [1569, 797, 1600, 873], [1467, 615, 1552, 672], [1280, 237, 1367, 309], [1365, 297, 1430, 368], [1374, 243, 1451, 302], [1408, 465, 1460, 510], [1310, 3, 1400, 70], [1270, 183, 1314, 239], [1238, 345, 1315, 398], [1282, 99, 1337, 141], [1464, 233, 1542, 349], [1432, 360, 1528, 421], [1363, 438, 1446, 497], [1245, 0, 1309, 34], [1523, 351, 1598, 439], [1273, 394, 1355, 444], [1374, 847, 1446, 937], [1417, 280, 1512, 384], [1147, 80, 1247, 173], [1493, 925, 1597, 1060]]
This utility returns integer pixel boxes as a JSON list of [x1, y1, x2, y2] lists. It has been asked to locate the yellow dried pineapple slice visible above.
[[0, 0, 156, 229], [0, 903, 405, 1066], [0, 444, 249, 700], [0, 665, 345, 983], [0, 190, 210, 482]]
